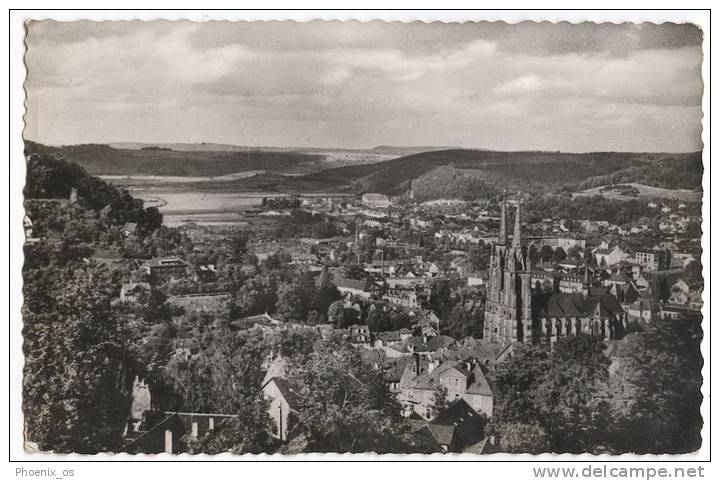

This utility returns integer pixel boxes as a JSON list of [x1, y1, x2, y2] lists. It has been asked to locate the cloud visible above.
[[23, 20, 703, 152], [321, 68, 352, 86], [494, 74, 546, 94]]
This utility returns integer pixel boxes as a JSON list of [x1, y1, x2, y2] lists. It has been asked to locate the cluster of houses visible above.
[[122, 323, 502, 453], [112, 190, 703, 454]]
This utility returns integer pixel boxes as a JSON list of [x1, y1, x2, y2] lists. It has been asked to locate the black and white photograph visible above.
[[12, 10, 709, 465]]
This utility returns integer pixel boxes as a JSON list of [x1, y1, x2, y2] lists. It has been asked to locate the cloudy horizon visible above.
[[24, 20, 704, 153]]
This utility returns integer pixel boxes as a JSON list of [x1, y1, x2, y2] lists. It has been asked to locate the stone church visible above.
[[483, 193, 625, 346]]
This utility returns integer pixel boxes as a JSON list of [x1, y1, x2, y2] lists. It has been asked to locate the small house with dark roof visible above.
[[426, 335, 457, 352], [122, 410, 237, 454], [410, 399, 486, 453]]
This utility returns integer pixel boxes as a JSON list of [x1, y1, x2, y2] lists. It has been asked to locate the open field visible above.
[[574, 183, 702, 202]]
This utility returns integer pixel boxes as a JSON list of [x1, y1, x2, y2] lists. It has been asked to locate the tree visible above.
[[137, 206, 163, 235], [159, 331, 278, 454], [282, 344, 416, 453], [496, 423, 550, 454], [429, 279, 453, 319], [189, 399, 275, 454], [567, 245, 582, 261], [334, 306, 360, 329], [430, 385, 449, 418], [534, 335, 611, 453], [229, 230, 249, 259], [491, 344, 551, 426], [313, 268, 342, 318], [442, 293, 485, 340], [684, 260, 703, 283], [389, 310, 412, 331], [275, 272, 317, 321], [539, 245, 554, 263], [234, 274, 278, 317], [685, 221, 702, 238], [605, 317, 702, 454], [552, 247, 567, 264], [274, 329, 321, 358], [491, 336, 610, 454], [343, 264, 365, 280], [23, 273, 134, 453], [327, 300, 347, 327], [467, 245, 489, 271], [367, 308, 393, 333]]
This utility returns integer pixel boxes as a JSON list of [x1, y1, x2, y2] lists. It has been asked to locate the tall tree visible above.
[[605, 317, 703, 454], [282, 344, 416, 453], [23, 273, 134, 453], [534, 335, 611, 453]]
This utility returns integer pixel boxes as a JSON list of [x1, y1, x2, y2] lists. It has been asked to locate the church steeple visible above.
[[513, 192, 522, 248], [499, 191, 508, 245]]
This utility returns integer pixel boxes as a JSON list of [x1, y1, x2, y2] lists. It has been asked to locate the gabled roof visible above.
[[535, 293, 585, 318], [426, 424, 455, 447], [465, 366, 493, 396], [463, 438, 495, 454], [377, 330, 401, 342], [594, 294, 624, 317], [409, 359, 493, 397], [383, 358, 411, 383], [121, 282, 151, 292], [439, 365, 471, 380], [607, 273, 629, 283], [265, 377, 302, 410], [427, 399, 483, 446], [534, 292, 622, 319], [145, 256, 189, 267], [261, 356, 288, 388], [334, 277, 365, 291], [427, 335, 457, 351]]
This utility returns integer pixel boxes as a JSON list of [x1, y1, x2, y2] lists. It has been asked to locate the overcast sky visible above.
[[24, 20, 703, 152]]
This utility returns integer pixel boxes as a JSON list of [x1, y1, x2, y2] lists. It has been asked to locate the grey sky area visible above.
[[24, 20, 703, 152]]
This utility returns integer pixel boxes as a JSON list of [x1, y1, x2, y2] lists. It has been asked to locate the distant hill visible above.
[[24, 142, 325, 176], [300, 149, 703, 199], [109, 142, 465, 157], [109, 142, 258, 152], [369, 145, 467, 156], [24, 142, 702, 200]]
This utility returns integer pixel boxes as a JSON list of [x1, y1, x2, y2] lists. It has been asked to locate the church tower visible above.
[[484, 192, 533, 344]]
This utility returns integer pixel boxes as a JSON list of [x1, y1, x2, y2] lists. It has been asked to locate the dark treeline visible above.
[[24, 144, 163, 233], [577, 152, 703, 191], [490, 320, 703, 454], [24, 141, 324, 176], [525, 194, 657, 225]]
